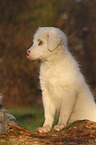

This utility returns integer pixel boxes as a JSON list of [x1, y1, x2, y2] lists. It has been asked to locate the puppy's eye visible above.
[[38, 41, 43, 46]]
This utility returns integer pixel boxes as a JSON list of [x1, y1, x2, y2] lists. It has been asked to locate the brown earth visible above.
[[1, 120, 96, 145]]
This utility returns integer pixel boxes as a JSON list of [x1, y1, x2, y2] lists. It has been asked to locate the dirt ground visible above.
[[1, 120, 96, 145]]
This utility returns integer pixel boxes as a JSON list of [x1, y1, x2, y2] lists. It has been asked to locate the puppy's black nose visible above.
[[26, 51, 30, 56]]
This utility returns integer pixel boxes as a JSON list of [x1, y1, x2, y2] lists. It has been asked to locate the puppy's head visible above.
[[26, 27, 67, 61]]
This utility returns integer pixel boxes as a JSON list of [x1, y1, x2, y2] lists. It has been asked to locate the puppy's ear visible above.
[[47, 30, 61, 51]]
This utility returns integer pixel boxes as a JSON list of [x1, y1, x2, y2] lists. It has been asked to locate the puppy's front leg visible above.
[[54, 91, 76, 131], [37, 94, 55, 133]]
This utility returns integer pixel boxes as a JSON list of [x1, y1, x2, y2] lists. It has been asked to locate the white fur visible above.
[[27, 27, 96, 133]]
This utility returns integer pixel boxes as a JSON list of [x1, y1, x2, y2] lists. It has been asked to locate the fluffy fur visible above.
[[26, 27, 96, 133]]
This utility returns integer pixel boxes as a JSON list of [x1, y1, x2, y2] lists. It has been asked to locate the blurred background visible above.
[[0, 0, 96, 131]]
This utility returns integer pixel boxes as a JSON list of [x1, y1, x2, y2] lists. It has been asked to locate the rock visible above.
[[0, 103, 17, 135]]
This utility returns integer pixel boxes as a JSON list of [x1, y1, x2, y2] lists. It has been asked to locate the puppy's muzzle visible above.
[[26, 51, 30, 56]]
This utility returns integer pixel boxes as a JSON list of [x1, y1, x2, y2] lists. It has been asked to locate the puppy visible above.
[[26, 27, 96, 133]]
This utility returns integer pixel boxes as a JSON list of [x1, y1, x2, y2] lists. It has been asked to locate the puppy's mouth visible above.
[[26, 55, 33, 60], [26, 55, 30, 59], [26, 51, 45, 61], [26, 54, 38, 61]]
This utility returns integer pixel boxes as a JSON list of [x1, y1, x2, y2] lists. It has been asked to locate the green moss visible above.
[[6, 106, 44, 132]]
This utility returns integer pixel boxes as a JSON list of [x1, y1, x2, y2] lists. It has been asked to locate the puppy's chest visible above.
[[40, 66, 56, 84], [40, 64, 64, 105], [39, 62, 74, 93], [40, 64, 62, 91]]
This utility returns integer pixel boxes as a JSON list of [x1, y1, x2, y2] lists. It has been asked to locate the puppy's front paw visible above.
[[37, 125, 51, 133], [54, 124, 65, 131]]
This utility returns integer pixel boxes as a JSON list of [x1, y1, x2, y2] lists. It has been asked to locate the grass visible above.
[[6, 105, 44, 132]]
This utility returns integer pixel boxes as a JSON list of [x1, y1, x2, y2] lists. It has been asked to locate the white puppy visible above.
[[26, 27, 96, 133]]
